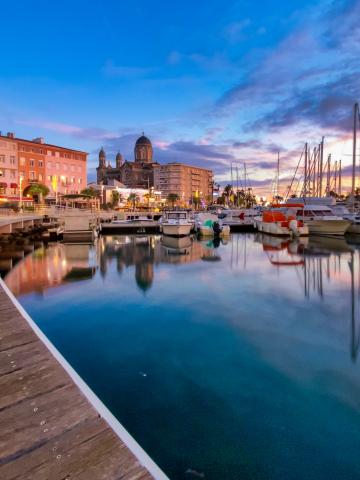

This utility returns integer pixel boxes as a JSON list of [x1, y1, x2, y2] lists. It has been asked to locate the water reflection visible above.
[[4, 233, 360, 479]]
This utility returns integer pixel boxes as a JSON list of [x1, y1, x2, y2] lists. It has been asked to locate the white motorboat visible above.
[[331, 204, 360, 234], [220, 208, 259, 227], [297, 204, 351, 236], [194, 212, 230, 237], [161, 211, 193, 237]]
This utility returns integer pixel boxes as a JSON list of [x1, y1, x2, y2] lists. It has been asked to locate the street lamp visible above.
[[19, 176, 23, 212]]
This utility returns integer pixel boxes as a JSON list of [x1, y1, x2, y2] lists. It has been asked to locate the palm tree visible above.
[[111, 190, 120, 207], [80, 187, 98, 197], [128, 193, 139, 210], [166, 193, 179, 209], [23, 183, 49, 203]]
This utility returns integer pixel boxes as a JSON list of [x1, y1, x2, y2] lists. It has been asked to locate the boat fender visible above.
[[289, 219, 299, 236], [213, 221, 222, 236]]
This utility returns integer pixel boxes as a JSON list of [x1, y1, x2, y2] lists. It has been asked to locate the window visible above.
[[47, 150, 52, 156], [47, 176, 51, 181], [29, 171, 36, 180], [47, 161, 52, 168], [55, 151, 59, 157], [71, 177, 75, 183], [0, 155, 5, 163], [20, 157, 26, 166], [10, 156, 15, 165], [38, 173, 43, 181], [0, 169, 4, 177], [38, 160, 43, 168], [29, 159, 35, 167], [71, 164, 75, 172], [19, 172, 25, 180], [56, 162, 60, 170], [63, 164, 68, 171], [10, 170, 16, 179], [78, 178, 82, 184]]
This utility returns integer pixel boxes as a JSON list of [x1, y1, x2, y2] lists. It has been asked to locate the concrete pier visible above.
[[0, 279, 168, 480]]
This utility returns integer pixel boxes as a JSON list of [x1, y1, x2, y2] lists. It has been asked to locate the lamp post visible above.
[[19, 176, 23, 212]]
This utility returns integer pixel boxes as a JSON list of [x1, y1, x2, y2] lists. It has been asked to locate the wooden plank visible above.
[[0, 282, 161, 480]]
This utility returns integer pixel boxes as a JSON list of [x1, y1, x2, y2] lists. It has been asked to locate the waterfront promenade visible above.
[[0, 280, 167, 480]]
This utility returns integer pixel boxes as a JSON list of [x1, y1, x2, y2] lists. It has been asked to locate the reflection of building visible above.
[[153, 162, 213, 204], [4, 244, 95, 295], [96, 135, 158, 189], [98, 235, 209, 291]]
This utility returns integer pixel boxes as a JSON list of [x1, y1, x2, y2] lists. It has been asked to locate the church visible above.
[[96, 134, 158, 188]]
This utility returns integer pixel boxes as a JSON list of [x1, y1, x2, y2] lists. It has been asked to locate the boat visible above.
[[331, 204, 360, 234], [297, 204, 350, 236], [255, 206, 308, 237], [219, 208, 258, 231], [161, 211, 193, 237], [194, 212, 230, 237], [161, 235, 193, 254]]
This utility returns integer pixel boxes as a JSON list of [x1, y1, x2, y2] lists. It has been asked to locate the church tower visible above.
[[97, 147, 107, 183], [99, 147, 106, 168], [116, 152, 123, 169], [134, 134, 153, 163]]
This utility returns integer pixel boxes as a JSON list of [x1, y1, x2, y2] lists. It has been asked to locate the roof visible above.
[[0, 134, 88, 155], [135, 135, 152, 146]]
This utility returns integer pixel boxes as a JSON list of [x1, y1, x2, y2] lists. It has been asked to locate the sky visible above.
[[1, 0, 360, 197]]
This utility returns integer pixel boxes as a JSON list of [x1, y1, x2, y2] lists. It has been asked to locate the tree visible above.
[[192, 195, 201, 210], [111, 190, 120, 207], [166, 193, 179, 209], [23, 183, 49, 203], [80, 187, 98, 197], [128, 193, 139, 210]]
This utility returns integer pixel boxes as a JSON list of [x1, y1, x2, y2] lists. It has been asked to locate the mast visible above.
[[319, 137, 324, 197], [326, 154, 331, 196], [339, 159, 342, 196], [352, 103, 358, 195], [304, 143, 308, 198], [334, 160, 338, 194], [277, 151, 280, 198]]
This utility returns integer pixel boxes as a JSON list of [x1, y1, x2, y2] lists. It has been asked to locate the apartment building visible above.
[[154, 162, 213, 205], [0, 132, 88, 200], [0, 133, 18, 199]]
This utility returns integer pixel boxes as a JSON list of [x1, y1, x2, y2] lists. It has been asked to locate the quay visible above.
[[0, 279, 168, 480]]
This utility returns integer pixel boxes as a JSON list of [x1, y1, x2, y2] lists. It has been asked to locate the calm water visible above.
[[4, 233, 360, 480]]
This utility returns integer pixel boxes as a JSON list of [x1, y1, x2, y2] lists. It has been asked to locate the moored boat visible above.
[[161, 211, 193, 237], [194, 212, 230, 237], [296, 204, 350, 236], [255, 207, 308, 237]]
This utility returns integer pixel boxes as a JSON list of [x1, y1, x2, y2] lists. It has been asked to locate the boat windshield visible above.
[[303, 209, 332, 217], [167, 212, 187, 220]]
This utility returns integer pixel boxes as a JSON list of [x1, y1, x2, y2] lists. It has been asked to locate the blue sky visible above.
[[1, 0, 359, 194]]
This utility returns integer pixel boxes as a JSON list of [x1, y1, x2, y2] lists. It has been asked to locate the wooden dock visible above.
[[0, 280, 167, 480]]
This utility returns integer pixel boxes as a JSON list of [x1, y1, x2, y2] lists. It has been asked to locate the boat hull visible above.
[[162, 223, 192, 237], [306, 219, 350, 236]]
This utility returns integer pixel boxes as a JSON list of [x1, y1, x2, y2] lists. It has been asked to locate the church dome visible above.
[[135, 135, 151, 146]]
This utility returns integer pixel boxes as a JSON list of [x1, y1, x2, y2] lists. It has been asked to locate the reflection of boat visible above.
[[161, 235, 192, 255], [161, 211, 193, 237], [194, 213, 230, 237], [259, 234, 305, 267], [305, 235, 353, 254]]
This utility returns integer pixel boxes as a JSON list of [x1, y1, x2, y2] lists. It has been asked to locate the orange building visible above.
[[0, 132, 88, 200]]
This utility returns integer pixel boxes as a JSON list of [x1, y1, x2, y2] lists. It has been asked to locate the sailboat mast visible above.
[[352, 103, 358, 195], [319, 137, 324, 197], [277, 151, 280, 198], [304, 143, 308, 198], [339, 159, 342, 196]]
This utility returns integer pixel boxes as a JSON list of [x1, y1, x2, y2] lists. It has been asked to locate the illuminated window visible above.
[[29, 159, 35, 167], [0, 155, 4, 163], [20, 157, 25, 166], [10, 156, 16, 165]]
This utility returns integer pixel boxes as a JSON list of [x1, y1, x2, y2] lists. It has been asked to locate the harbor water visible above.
[[4, 233, 360, 480]]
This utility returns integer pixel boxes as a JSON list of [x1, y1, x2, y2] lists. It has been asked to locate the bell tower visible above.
[[116, 152, 123, 169], [99, 147, 106, 168]]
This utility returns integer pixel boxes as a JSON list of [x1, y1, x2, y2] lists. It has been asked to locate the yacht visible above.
[[331, 204, 360, 234], [161, 211, 193, 237], [194, 212, 230, 237], [296, 204, 351, 236]]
